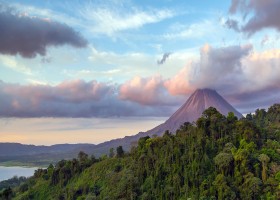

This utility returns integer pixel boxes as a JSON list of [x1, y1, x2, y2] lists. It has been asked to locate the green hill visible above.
[[1, 104, 280, 200]]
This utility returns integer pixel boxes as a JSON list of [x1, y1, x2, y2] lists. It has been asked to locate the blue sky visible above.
[[0, 0, 249, 84], [0, 0, 280, 144]]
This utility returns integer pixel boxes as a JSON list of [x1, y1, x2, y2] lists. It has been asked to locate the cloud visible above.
[[82, 5, 174, 36], [157, 52, 172, 65], [192, 44, 252, 89], [126, 43, 279, 113], [226, 86, 280, 114], [224, 18, 240, 32], [119, 76, 181, 106], [164, 20, 211, 40], [228, 0, 280, 35], [91, 43, 279, 113], [0, 80, 111, 117], [164, 66, 193, 96], [241, 49, 280, 92], [0, 5, 87, 58], [189, 45, 280, 113], [0, 79, 177, 118], [1, 42, 279, 117]]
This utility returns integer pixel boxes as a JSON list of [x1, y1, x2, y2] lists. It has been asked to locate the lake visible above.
[[0, 166, 38, 181]]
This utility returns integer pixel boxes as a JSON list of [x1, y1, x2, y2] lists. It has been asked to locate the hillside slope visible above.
[[6, 104, 280, 200]]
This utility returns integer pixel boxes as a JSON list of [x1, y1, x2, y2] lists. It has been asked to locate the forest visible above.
[[1, 104, 280, 200]]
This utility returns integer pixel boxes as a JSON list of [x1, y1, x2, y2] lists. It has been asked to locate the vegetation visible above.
[[0, 176, 27, 191], [1, 104, 280, 200]]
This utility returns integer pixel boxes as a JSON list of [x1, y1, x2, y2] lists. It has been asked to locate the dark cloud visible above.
[[0, 5, 87, 58], [225, 18, 240, 32], [192, 44, 252, 89], [157, 52, 171, 65], [225, 86, 280, 114], [0, 80, 177, 118], [228, 0, 280, 35], [229, 0, 240, 14]]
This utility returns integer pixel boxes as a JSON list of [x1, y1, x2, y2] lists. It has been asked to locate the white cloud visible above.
[[163, 20, 218, 40], [25, 79, 49, 85], [82, 7, 175, 36], [10, 3, 82, 28], [10, 2, 176, 39]]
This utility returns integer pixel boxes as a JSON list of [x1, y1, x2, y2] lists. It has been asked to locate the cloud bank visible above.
[[0, 80, 176, 118], [0, 43, 279, 117], [0, 5, 87, 58]]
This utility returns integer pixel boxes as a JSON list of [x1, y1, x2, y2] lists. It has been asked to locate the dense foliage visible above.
[[1, 104, 280, 200], [0, 176, 27, 191]]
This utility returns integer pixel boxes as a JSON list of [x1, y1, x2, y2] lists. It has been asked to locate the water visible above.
[[0, 166, 38, 181]]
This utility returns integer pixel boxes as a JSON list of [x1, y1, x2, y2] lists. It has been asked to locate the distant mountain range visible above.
[[0, 143, 97, 166], [0, 88, 243, 165], [0, 143, 95, 157]]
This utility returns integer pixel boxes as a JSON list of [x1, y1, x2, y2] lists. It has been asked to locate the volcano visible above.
[[145, 88, 243, 136], [86, 88, 243, 156]]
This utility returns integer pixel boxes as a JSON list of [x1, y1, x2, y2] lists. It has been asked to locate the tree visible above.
[[109, 148, 115, 158], [240, 173, 262, 200], [267, 104, 280, 123], [116, 146, 124, 157], [202, 107, 222, 119], [227, 112, 237, 123], [212, 174, 236, 200], [78, 151, 88, 163], [258, 154, 270, 182], [2, 187, 13, 200], [214, 152, 234, 176]]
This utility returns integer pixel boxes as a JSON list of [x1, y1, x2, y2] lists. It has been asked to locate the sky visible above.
[[0, 0, 280, 145]]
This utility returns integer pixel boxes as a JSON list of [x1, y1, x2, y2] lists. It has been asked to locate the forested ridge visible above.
[[1, 104, 280, 200]]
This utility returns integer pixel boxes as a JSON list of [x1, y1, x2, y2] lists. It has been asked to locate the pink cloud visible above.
[[119, 76, 181, 106], [164, 66, 193, 95]]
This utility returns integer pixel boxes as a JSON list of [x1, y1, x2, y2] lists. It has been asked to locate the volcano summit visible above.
[[145, 88, 243, 136]]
